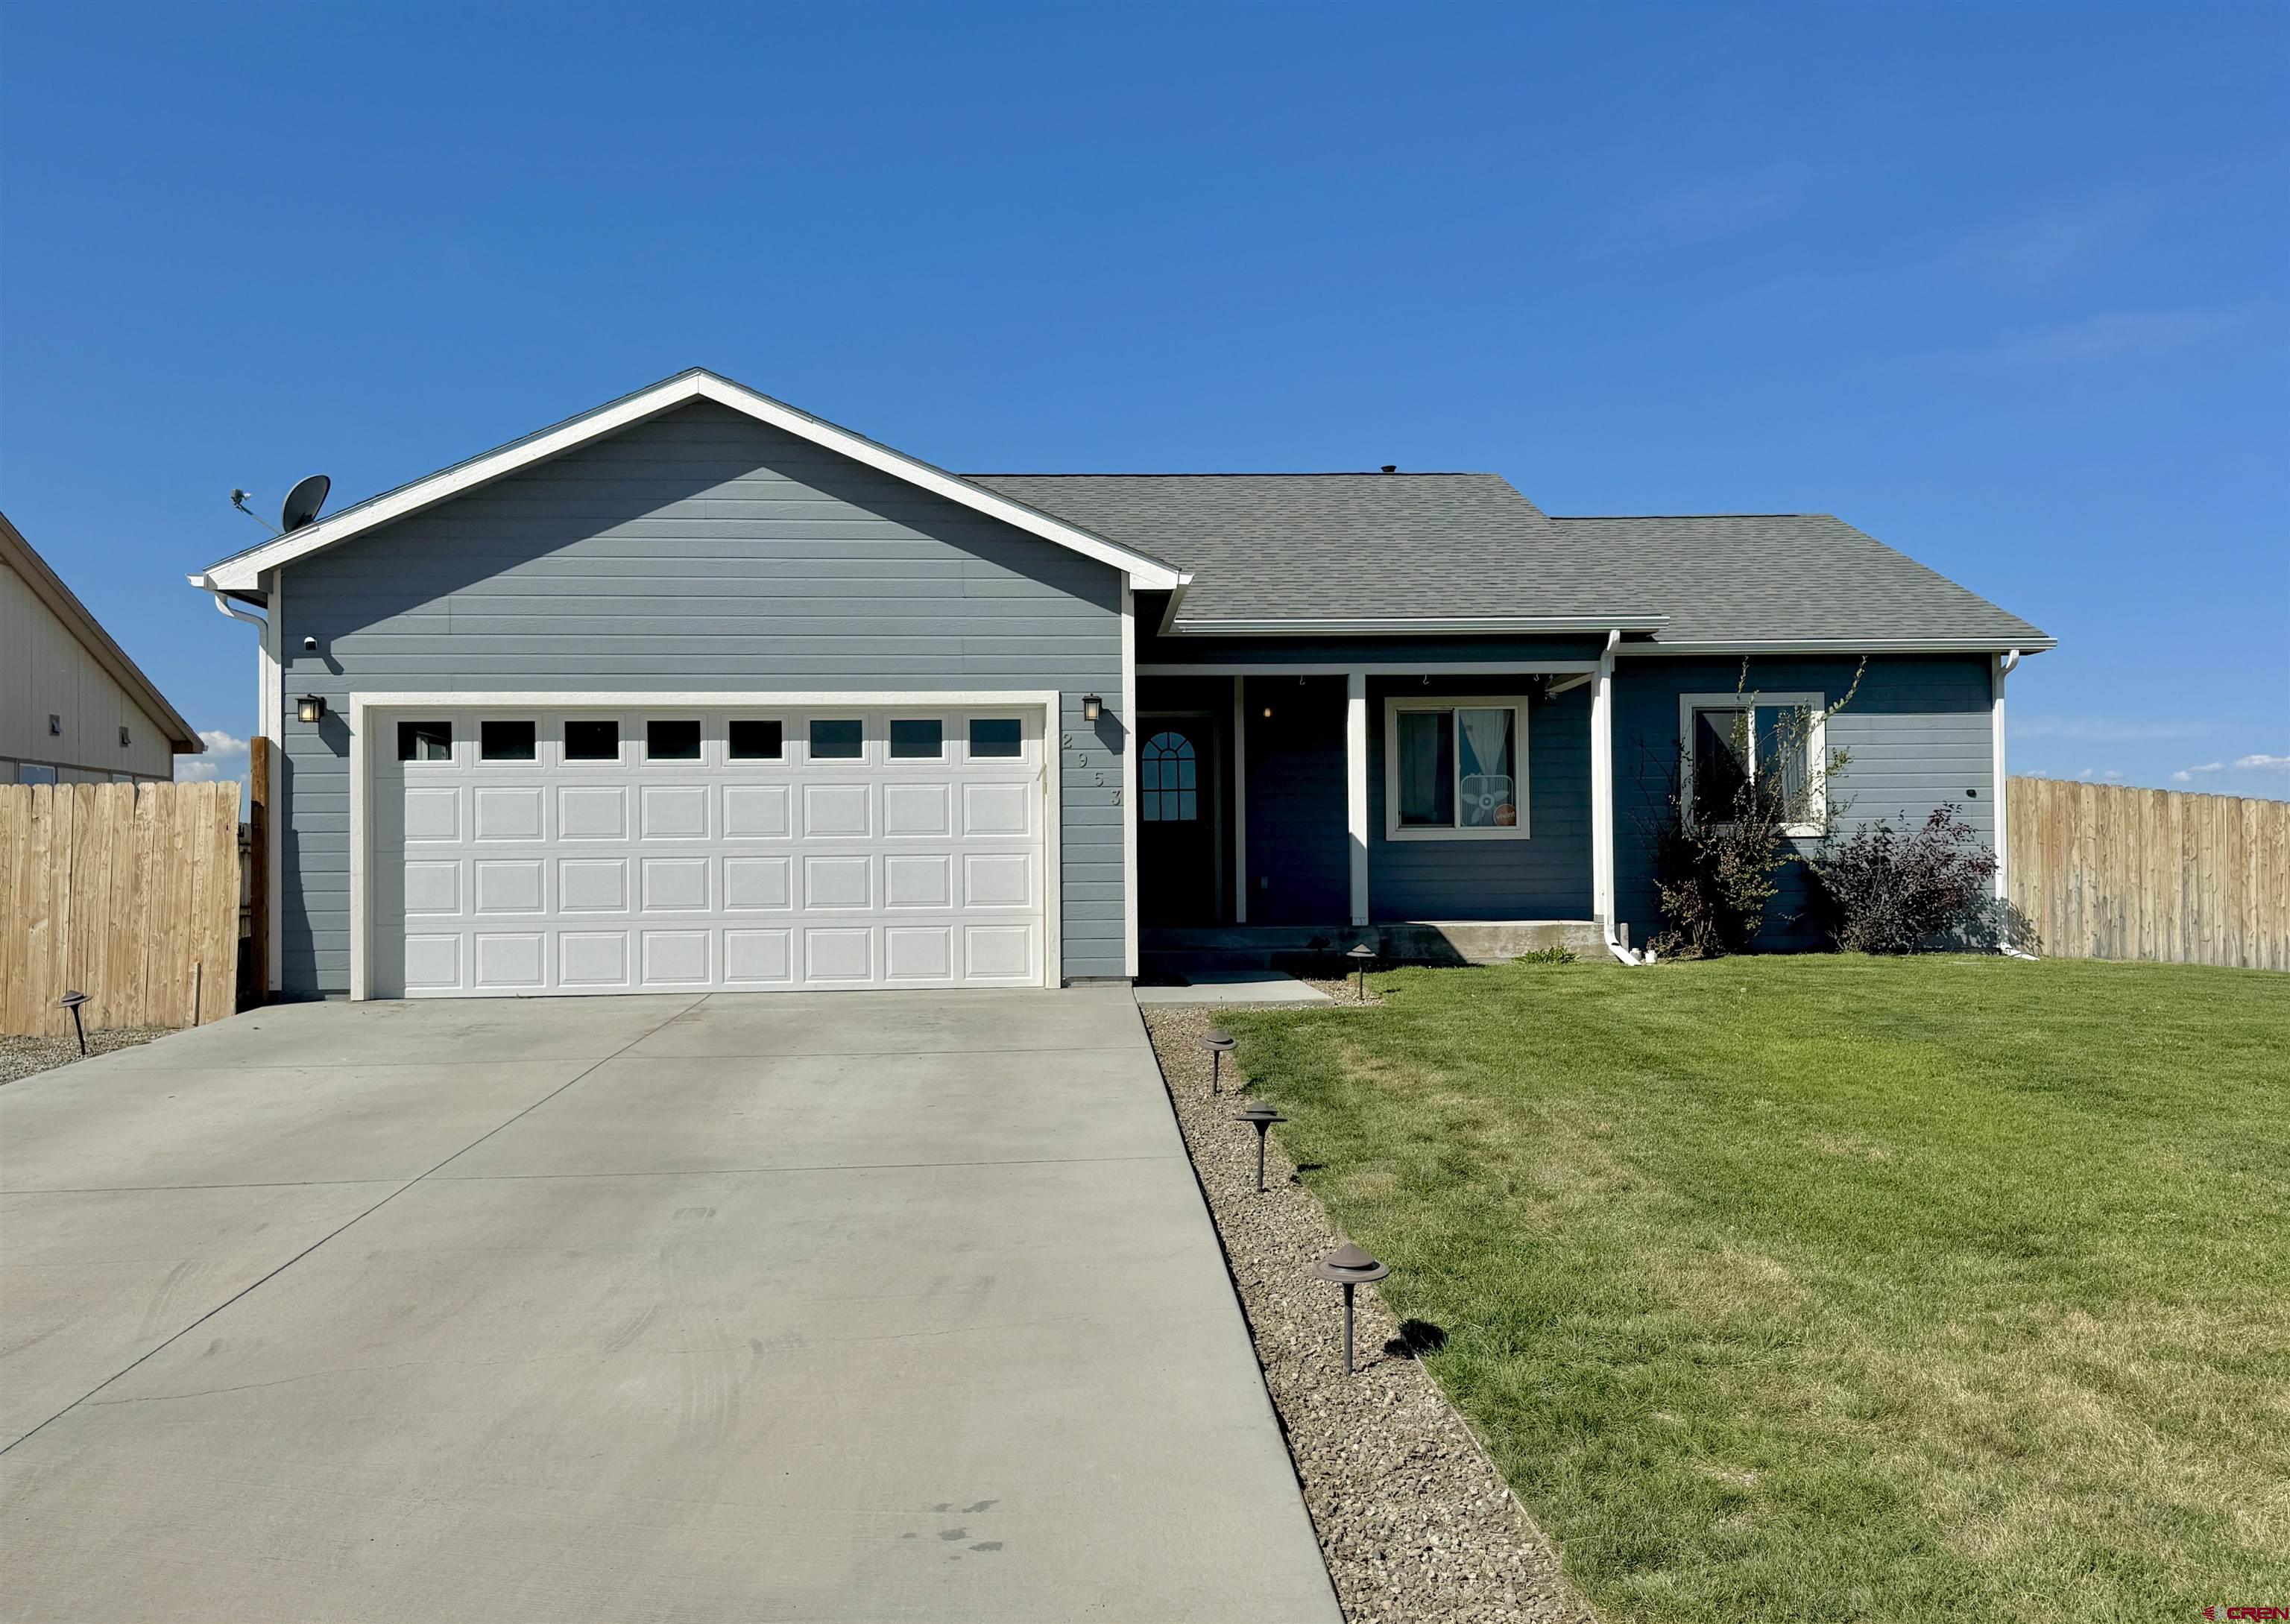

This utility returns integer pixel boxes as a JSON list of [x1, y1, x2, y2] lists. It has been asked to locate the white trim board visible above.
[[1120, 583, 1139, 979], [344, 689, 1066, 1002], [263, 570, 283, 991], [195, 370, 1183, 594], [1346, 673, 1369, 927]]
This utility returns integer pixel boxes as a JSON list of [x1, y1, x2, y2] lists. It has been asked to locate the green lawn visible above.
[[1221, 957, 2289, 1623]]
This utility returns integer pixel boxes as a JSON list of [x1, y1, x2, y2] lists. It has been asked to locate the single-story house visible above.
[[189, 369, 2049, 1000], [5, 510, 204, 785]]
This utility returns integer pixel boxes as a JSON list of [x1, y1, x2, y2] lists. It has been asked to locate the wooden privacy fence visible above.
[[1, 781, 242, 1037], [2008, 776, 2290, 971]]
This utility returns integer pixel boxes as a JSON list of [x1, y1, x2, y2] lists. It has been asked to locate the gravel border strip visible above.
[[0, 1028, 167, 1087], [1143, 1004, 1589, 1624]]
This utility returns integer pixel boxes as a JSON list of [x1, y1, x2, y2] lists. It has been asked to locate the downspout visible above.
[[1993, 648, 2037, 960], [1591, 629, 1650, 965]]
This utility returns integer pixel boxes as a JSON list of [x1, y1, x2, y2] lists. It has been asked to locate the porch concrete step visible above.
[[1141, 920, 1603, 974]]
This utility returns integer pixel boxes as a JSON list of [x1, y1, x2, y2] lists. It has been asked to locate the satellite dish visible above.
[[280, 474, 331, 533]]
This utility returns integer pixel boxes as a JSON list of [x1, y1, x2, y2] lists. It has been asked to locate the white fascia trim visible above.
[[1153, 573, 1196, 638], [1619, 638, 2055, 656], [1173, 615, 1666, 636], [1139, 661, 1597, 676], [344, 688, 1065, 1002], [1382, 694, 1533, 841], [200, 372, 1183, 593]]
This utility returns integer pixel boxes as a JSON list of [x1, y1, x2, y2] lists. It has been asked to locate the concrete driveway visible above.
[[0, 990, 1337, 1623]]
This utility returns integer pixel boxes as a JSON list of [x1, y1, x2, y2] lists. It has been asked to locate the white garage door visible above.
[[368, 704, 1050, 996]]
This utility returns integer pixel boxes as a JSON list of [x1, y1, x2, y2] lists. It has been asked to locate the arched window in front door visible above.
[[1141, 731, 1198, 822]]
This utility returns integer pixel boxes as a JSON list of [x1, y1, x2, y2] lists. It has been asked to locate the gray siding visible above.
[[1611, 655, 1997, 946], [276, 399, 1125, 994]]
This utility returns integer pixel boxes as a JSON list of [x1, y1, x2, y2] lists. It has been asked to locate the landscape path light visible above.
[[57, 990, 90, 1055], [1314, 1242, 1390, 1375], [1345, 941, 1377, 1002], [1199, 1028, 1236, 1096], [1232, 1102, 1288, 1193]]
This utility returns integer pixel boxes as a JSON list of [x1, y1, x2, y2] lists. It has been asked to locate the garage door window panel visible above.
[[481, 720, 537, 761], [968, 718, 1023, 759], [564, 720, 620, 762], [889, 719, 944, 759], [728, 719, 783, 761], [398, 721, 452, 762], [809, 719, 864, 761], [646, 720, 702, 762]]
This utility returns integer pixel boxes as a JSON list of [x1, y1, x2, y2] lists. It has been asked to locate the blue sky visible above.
[[3, 1, 2283, 797]]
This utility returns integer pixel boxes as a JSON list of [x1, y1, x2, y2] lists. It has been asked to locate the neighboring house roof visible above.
[[193, 369, 1185, 595], [1, 511, 204, 754], [967, 473, 2053, 651]]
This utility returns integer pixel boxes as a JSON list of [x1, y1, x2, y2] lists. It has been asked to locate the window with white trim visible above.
[[1383, 696, 1530, 841], [1679, 692, 1828, 837]]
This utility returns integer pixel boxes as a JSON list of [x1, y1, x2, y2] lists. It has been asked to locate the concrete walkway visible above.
[[0, 990, 1338, 1623]]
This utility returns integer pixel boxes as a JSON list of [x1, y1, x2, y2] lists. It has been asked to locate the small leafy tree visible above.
[[1811, 803, 2002, 953], [1642, 663, 1861, 959]]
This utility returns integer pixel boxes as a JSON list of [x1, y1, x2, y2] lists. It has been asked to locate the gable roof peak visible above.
[[193, 369, 1182, 594]]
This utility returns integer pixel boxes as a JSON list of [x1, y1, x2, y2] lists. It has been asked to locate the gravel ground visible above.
[[1142, 1004, 1589, 1624], [0, 1027, 167, 1087]]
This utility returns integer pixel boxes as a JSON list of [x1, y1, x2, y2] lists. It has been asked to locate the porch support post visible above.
[[1346, 671, 1369, 928], [1232, 676, 1249, 923], [1590, 633, 1618, 931]]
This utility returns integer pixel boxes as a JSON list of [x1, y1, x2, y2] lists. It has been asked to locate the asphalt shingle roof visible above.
[[964, 473, 2049, 647]]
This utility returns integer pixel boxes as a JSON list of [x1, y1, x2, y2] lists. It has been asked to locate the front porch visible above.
[[1133, 661, 1626, 964], [1139, 920, 1606, 977]]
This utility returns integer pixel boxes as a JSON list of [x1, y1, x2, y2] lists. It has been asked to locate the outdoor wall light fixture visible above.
[[57, 990, 91, 1056], [1081, 693, 1103, 723], [119, 727, 131, 747], [297, 695, 327, 724], [1199, 1028, 1237, 1096], [1234, 1102, 1288, 1194], [49, 715, 62, 736], [1315, 1242, 1390, 1375]]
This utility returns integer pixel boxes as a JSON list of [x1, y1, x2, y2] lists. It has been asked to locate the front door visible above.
[[1138, 720, 1216, 925]]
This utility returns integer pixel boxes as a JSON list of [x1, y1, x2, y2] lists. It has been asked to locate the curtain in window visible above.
[[1456, 707, 1515, 828], [1397, 711, 1453, 826]]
